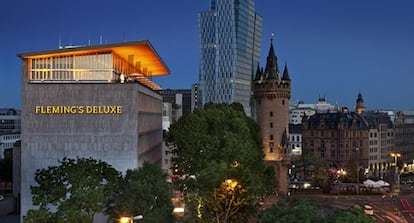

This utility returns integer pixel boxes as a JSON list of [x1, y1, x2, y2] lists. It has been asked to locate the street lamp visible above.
[[120, 215, 143, 223], [391, 153, 401, 186], [223, 179, 238, 223], [355, 148, 360, 195], [337, 169, 346, 194]]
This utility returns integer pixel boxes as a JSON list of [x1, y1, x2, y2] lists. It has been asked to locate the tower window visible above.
[[270, 147, 273, 153], [270, 111, 273, 117], [282, 100, 285, 105], [270, 135, 273, 140], [270, 122, 273, 128]]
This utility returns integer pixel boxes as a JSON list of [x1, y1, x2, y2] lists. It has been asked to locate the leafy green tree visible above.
[[23, 157, 122, 223], [260, 199, 376, 223], [23, 207, 55, 223], [167, 103, 268, 222], [326, 206, 376, 223], [339, 160, 364, 184], [263, 166, 276, 194], [260, 199, 325, 223], [109, 161, 175, 223], [300, 151, 329, 186]]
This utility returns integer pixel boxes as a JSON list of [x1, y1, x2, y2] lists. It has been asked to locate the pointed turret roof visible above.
[[254, 64, 262, 81], [264, 39, 280, 80], [282, 62, 291, 81], [357, 92, 364, 103]]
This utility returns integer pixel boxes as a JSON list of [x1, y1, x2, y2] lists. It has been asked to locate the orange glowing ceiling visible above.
[[17, 40, 170, 76]]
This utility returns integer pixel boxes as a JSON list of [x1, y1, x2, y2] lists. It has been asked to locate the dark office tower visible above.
[[159, 89, 193, 117], [253, 39, 291, 196], [198, 0, 263, 116]]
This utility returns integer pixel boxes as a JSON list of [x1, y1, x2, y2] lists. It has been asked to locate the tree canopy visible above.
[[23, 158, 175, 223], [260, 199, 376, 223], [23, 157, 122, 223], [166, 103, 271, 222], [109, 161, 175, 223]]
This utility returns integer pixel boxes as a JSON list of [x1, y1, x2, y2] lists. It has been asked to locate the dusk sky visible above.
[[1, 0, 413, 111]]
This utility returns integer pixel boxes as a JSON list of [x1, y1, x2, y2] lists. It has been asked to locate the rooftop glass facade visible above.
[[19, 40, 170, 90]]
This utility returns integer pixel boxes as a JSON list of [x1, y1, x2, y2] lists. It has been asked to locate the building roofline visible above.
[[17, 40, 170, 76]]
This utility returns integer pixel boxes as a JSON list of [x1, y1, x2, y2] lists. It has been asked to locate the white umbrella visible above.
[[375, 180, 390, 187], [363, 179, 377, 187]]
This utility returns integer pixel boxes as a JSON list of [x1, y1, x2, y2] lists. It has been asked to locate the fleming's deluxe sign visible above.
[[35, 105, 122, 114]]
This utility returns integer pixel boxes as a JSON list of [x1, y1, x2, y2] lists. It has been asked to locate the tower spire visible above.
[[355, 91, 366, 114], [282, 62, 291, 81], [264, 33, 280, 80]]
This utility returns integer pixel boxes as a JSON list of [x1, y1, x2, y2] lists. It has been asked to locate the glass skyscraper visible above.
[[198, 0, 263, 116]]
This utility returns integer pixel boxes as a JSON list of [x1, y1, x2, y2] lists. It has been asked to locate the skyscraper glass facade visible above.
[[198, 0, 262, 116]]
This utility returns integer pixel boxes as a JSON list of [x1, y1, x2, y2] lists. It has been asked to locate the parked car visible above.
[[364, 205, 374, 215]]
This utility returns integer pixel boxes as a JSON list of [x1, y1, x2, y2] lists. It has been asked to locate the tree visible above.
[[340, 160, 364, 184], [109, 161, 175, 223], [23, 157, 122, 223], [300, 151, 329, 185], [327, 206, 376, 223], [166, 103, 268, 222], [260, 199, 376, 223], [260, 199, 324, 223]]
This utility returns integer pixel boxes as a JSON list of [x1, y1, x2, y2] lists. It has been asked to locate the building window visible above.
[[270, 135, 273, 140], [270, 111, 273, 117], [270, 122, 273, 128]]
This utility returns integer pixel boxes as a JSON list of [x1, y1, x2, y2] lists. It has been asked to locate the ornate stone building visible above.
[[253, 39, 291, 195], [302, 93, 395, 180], [302, 108, 370, 170]]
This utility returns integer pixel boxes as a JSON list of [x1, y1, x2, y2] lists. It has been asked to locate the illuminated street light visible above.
[[223, 179, 238, 223], [119, 215, 143, 223], [225, 179, 238, 188], [391, 153, 401, 186], [337, 169, 346, 194], [355, 148, 360, 195]]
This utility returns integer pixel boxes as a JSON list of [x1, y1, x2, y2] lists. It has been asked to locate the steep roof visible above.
[[282, 63, 291, 81], [263, 41, 280, 80]]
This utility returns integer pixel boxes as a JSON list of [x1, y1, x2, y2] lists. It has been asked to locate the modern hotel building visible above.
[[198, 0, 263, 116], [17, 40, 169, 217]]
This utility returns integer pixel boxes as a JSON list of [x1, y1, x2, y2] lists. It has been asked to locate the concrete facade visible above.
[[20, 81, 163, 216], [18, 41, 168, 219]]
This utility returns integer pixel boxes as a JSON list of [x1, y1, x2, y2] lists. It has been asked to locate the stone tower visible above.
[[355, 92, 366, 114], [253, 39, 291, 195]]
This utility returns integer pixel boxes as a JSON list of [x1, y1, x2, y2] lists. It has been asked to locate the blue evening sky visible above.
[[1, 0, 413, 111]]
